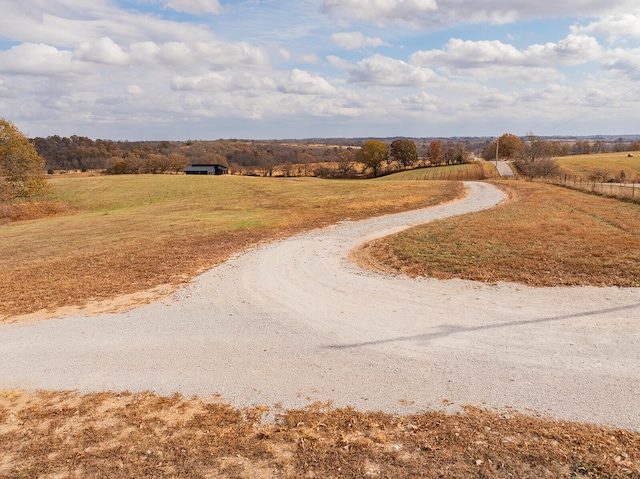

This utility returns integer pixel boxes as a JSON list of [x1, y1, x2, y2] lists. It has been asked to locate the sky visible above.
[[1, 0, 639, 140]]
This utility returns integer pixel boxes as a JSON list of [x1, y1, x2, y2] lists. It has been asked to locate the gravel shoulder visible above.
[[1, 181, 639, 430]]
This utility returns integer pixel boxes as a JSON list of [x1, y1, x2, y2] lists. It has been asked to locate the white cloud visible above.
[[327, 55, 353, 70], [322, 0, 437, 27], [411, 35, 603, 70], [75, 37, 129, 66], [171, 72, 276, 92], [278, 69, 337, 95], [400, 92, 439, 111], [322, 0, 639, 28], [330, 32, 390, 50], [161, 0, 223, 14], [0, 43, 91, 76], [0, 0, 217, 47], [278, 48, 291, 61], [125, 85, 144, 95], [298, 54, 320, 64], [349, 54, 438, 87], [571, 13, 640, 42], [71, 38, 269, 69]]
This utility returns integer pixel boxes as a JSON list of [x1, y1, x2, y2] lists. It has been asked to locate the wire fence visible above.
[[534, 174, 639, 203]]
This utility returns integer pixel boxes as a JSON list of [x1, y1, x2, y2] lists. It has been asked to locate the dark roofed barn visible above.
[[183, 164, 229, 175]]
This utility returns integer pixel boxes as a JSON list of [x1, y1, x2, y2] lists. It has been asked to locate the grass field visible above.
[[379, 163, 486, 181], [0, 175, 463, 320], [3, 175, 640, 477], [555, 151, 640, 180], [361, 180, 640, 287]]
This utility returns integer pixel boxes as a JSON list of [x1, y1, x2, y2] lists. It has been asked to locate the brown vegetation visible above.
[[1, 390, 638, 478], [360, 181, 640, 286]]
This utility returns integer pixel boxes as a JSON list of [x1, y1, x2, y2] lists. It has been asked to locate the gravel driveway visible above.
[[2, 182, 639, 430]]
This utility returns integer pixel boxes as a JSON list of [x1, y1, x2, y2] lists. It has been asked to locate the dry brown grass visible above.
[[0, 176, 462, 321], [1, 390, 638, 478], [361, 181, 640, 287], [0, 200, 73, 224]]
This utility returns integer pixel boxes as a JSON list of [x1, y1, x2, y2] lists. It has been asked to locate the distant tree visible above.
[[482, 133, 524, 161], [335, 149, 356, 178], [390, 139, 417, 170], [166, 153, 190, 173], [357, 140, 388, 177], [428, 140, 441, 165], [513, 134, 560, 178], [0, 119, 50, 201], [442, 142, 469, 165]]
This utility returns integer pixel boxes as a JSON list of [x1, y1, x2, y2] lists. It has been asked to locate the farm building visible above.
[[183, 164, 229, 175]]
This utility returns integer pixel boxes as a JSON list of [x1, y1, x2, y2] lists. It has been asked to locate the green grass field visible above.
[[555, 151, 640, 180]]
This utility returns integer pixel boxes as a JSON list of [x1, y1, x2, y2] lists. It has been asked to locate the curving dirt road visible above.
[[1, 182, 639, 430]]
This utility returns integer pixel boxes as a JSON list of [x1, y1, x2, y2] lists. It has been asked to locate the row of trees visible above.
[[482, 134, 640, 163], [31, 134, 475, 178], [355, 139, 473, 178]]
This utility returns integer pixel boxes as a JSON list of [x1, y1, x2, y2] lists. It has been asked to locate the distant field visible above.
[[379, 163, 486, 181], [555, 151, 640, 180], [0, 175, 462, 319]]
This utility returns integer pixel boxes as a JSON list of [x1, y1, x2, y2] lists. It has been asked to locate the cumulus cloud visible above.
[[278, 69, 337, 95], [161, 0, 223, 14], [571, 13, 640, 42], [0, 43, 90, 75], [330, 32, 391, 50], [350, 54, 438, 87], [71, 37, 269, 69], [322, 0, 638, 28], [411, 35, 603, 69], [171, 69, 337, 97], [75, 37, 129, 65]]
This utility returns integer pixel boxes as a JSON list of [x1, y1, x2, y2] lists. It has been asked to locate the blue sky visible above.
[[1, 0, 639, 140]]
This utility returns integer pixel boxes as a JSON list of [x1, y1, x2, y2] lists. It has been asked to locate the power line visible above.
[[531, 61, 640, 135]]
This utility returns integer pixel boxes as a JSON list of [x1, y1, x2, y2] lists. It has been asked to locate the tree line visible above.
[[481, 134, 640, 162], [29, 135, 476, 178]]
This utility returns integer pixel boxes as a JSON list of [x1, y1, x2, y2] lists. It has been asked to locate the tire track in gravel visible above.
[[2, 182, 639, 430]]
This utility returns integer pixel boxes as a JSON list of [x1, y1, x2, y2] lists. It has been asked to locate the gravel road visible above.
[[2, 182, 639, 430]]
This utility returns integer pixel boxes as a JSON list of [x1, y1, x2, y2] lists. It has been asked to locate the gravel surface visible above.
[[2, 182, 639, 430]]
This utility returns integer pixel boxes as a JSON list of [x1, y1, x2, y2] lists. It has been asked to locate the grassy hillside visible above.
[[360, 181, 640, 287], [0, 175, 462, 320], [555, 151, 640, 180]]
